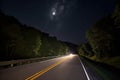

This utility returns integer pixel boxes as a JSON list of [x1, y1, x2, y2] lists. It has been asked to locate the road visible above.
[[0, 54, 89, 80]]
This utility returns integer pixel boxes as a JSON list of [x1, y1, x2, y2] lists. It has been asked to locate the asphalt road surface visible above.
[[0, 54, 90, 80]]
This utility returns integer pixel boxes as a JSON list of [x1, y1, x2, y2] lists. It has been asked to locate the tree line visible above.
[[78, 3, 120, 68], [0, 11, 69, 61]]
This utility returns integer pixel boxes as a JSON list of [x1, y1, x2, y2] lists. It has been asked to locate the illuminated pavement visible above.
[[0, 55, 89, 80]]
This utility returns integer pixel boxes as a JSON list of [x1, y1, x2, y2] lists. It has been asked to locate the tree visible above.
[[86, 16, 115, 58], [0, 14, 25, 60], [21, 26, 41, 58], [0, 11, 69, 61], [78, 43, 94, 57]]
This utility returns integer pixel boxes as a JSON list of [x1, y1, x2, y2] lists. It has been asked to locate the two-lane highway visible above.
[[0, 54, 89, 80]]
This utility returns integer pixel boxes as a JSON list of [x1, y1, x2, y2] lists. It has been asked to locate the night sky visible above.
[[1, 0, 116, 45]]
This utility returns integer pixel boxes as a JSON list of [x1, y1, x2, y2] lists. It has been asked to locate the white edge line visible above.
[[78, 56, 90, 80]]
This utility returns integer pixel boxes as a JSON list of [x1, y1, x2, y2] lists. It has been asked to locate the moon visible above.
[[52, 11, 56, 16], [50, 0, 66, 20]]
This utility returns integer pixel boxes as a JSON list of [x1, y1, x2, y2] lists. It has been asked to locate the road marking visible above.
[[78, 57, 90, 80], [25, 58, 65, 80]]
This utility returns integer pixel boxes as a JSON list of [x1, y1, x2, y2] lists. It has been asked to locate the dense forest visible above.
[[0, 11, 70, 61], [1, 3, 120, 69], [78, 3, 120, 69]]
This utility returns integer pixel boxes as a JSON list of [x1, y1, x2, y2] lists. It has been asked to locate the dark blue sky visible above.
[[1, 0, 116, 44]]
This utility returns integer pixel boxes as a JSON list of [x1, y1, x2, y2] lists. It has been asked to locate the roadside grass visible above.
[[80, 54, 120, 69], [103, 56, 120, 69], [80, 56, 120, 80]]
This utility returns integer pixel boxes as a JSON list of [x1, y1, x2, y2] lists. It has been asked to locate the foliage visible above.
[[78, 3, 120, 68], [39, 33, 69, 57], [86, 16, 115, 58], [78, 43, 94, 57], [0, 11, 69, 61]]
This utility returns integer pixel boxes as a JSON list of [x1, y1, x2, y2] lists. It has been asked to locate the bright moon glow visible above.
[[52, 12, 56, 15]]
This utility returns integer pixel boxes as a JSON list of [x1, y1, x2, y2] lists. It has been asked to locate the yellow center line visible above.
[[25, 58, 65, 80]]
